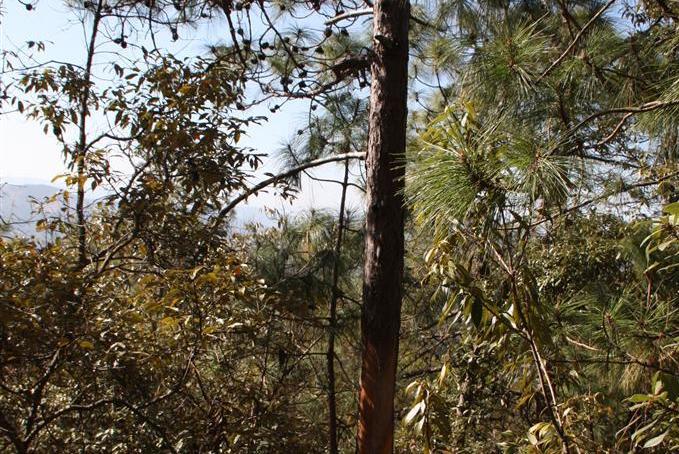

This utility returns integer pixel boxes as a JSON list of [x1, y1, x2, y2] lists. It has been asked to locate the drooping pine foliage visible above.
[[404, 0, 679, 451]]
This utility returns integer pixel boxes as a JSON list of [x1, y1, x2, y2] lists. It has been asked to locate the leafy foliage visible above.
[[1, 0, 678, 452]]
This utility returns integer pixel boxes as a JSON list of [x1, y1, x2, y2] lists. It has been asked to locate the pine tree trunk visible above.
[[358, 1, 410, 452]]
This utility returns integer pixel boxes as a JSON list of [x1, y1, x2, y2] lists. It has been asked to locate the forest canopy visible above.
[[0, 0, 678, 452]]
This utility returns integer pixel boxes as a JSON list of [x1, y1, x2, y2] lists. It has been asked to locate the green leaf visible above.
[[628, 394, 650, 403], [662, 202, 679, 216]]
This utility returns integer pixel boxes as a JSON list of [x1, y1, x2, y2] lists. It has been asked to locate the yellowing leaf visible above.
[[159, 316, 179, 330], [79, 340, 94, 350], [202, 325, 219, 335]]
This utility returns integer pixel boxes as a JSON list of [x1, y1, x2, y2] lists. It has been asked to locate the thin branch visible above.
[[325, 8, 373, 25], [538, 0, 617, 82], [565, 335, 601, 352], [573, 100, 679, 134], [546, 100, 679, 157], [325, 7, 442, 31], [566, 171, 678, 211], [596, 111, 635, 146], [209, 152, 365, 232], [25, 348, 63, 437], [303, 170, 366, 192], [522, 170, 679, 229]]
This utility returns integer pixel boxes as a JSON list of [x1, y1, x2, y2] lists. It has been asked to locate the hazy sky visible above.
[[2, 1, 80, 183], [1, 1, 364, 213]]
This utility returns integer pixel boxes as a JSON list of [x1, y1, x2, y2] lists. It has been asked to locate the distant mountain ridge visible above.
[[1, 183, 274, 238], [0, 183, 65, 237]]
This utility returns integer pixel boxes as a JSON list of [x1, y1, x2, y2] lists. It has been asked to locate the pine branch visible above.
[[531, 170, 679, 228], [571, 100, 679, 136], [325, 8, 373, 25], [538, 0, 617, 82]]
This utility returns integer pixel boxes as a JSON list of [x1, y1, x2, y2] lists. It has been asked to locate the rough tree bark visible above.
[[358, 0, 410, 452]]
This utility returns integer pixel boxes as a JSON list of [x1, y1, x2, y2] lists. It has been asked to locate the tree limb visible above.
[[325, 8, 373, 25], [209, 152, 365, 231]]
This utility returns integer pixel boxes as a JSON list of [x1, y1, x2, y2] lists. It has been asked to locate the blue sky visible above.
[[1, 0, 365, 213]]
